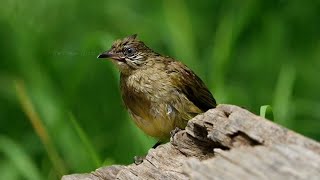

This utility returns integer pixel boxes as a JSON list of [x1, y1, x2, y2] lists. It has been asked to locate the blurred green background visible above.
[[1, 0, 319, 179]]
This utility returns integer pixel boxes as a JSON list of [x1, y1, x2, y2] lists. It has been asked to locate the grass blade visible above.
[[260, 105, 274, 121], [68, 112, 102, 167], [14, 80, 67, 177], [0, 136, 43, 180]]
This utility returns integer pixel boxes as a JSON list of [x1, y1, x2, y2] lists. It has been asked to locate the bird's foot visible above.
[[170, 127, 182, 138]]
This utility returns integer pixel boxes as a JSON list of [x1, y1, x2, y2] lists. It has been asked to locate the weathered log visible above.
[[62, 104, 320, 180]]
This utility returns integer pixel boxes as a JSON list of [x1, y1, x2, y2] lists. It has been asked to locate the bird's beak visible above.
[[97, 50, 113, 59]]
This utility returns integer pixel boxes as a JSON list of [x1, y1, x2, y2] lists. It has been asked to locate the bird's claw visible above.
[[170, 127, 182, 138]]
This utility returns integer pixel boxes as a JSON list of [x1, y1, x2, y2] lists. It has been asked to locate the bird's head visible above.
[[98, 34, 158, 74]]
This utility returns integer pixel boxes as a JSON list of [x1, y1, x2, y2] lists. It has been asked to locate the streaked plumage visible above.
[[98, 34, 216, 141]]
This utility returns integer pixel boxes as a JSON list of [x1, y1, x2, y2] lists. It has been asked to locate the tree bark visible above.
[[62, 104, 320, 180]]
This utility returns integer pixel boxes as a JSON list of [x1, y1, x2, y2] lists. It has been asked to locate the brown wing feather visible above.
[[166, 60, 216, 112]]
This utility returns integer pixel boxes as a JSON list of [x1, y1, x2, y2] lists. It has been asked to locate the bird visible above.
[[97, 34, 216, 147]]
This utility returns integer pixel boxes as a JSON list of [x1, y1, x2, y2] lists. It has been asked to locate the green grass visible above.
[[260, 105, 274, 121], [0, 136, 43, 180]]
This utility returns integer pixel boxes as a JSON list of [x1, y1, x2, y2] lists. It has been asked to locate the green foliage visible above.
[[0, 0, 319, 179], [260, 105, 274, 121], [0, 136, 43, 180]]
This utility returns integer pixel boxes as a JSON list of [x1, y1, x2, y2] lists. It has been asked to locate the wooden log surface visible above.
[[62, 104, 320, 180]]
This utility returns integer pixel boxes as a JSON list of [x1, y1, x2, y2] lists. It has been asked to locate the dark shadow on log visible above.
[[62, 104, 320, 180]]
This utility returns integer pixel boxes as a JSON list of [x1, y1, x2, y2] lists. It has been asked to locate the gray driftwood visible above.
[[62, 104, 320, 180]]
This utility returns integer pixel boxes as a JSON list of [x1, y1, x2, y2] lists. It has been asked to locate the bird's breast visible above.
[[120, 70, 181, 139]]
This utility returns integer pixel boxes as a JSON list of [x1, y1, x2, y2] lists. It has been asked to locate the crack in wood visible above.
[[229, 131, 263, 147]]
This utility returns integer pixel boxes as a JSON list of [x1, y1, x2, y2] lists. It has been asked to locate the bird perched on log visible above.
[[98, 34, 216, 146]]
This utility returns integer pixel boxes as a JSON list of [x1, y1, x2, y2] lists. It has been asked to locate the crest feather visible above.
[[125, 34, 137, 41]]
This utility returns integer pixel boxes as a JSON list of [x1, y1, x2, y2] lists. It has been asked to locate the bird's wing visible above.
[[166, 60, 217, 113]]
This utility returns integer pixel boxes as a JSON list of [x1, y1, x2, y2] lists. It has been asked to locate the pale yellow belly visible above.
[[130, 112, 177, 140]]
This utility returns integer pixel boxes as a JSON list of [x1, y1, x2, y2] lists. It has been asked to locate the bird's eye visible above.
[[124, 47, 135, 56]]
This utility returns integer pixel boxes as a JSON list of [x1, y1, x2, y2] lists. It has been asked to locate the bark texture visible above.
[[62, 104, 320, 180]]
